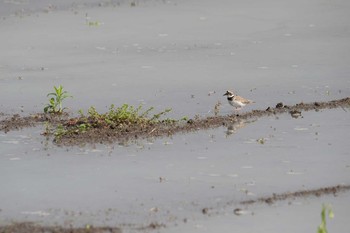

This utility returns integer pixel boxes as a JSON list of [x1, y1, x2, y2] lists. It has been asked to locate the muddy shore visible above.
[[1, 0, 349, 232], [1, 97, 349, 146]]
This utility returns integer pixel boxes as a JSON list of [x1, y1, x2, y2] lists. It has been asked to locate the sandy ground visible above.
[[1, 0, 350, 232]]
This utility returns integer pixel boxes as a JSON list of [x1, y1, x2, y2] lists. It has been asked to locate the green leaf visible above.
[[47, 92, 57, 97], [44, 106, 50, 113], [328, 209, 334, 219]]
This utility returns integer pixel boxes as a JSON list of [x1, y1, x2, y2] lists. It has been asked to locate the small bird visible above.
[[223, 90, 254, 110]]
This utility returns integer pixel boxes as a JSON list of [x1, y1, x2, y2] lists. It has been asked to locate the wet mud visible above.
[[200, 185, 350, 217], [0, 223, 122, 233], [240, 185, 350, 205], [1, 97, 349, 146], [0, 113, 66, 133], [0, 222, 167, 233]]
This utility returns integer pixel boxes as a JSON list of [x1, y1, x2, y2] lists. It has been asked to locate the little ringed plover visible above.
[[223, 90, 254, 110]]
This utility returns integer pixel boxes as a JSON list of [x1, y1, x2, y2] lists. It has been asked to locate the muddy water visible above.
[[1, 0, 350, 232]]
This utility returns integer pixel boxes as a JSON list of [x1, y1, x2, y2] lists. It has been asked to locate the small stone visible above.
[[265, 198, 274, 204], [290, 110, 302, 118], [276, 102, 284, 108], [234, 208, 243, 216], [202, 208, 209, 214], [187, 119, 194, 124]]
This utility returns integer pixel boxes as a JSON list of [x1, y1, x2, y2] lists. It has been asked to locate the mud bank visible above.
[[0, 97, 349, 146], [0, 223, 122, 233], [240, 185, 350, 205], [0, 97, 350, 146]]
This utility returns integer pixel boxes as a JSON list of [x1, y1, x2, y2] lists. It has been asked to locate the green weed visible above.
[[52, 104, 175, 140], [318, 204, 334, 233], [180, 116, 189, 121], [83, 104, 172, 127], [54, 124, 68, 139], [257, 137, 265, 144], [87, 21, 100, 26], [42, 121, 52, 136], [44, 85, 72, 114]]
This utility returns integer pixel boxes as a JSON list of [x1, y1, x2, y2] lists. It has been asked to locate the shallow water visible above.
[[1, 109, 349, 231], [1, 0, 349, 116], [1, 0, 350, 232]]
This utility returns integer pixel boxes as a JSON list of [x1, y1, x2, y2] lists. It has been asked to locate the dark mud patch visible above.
[[0, 114, 38, 133], [240, 185, 350, 205], [137, 222, 166, 231], [0, 222, 121, 233], [0, 113, 68, 133], [203, 185, 350, 217], [1, 97, 349, 146]]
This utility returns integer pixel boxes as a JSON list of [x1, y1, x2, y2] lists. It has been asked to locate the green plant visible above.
[[87, 21, 100, 26], [180, 116, 189, 121], [78, 109, 84, 117], [97, 104, 171, 126], [257, 137, 265, 144], [49, 104, 177, 142], [44, 85, 72, 114], [54, 124, 68, 139], [42, 121, 52, 136], [78, 123, 89, 132], [318, 204, 334, 233], [151, 108, 172, 122]]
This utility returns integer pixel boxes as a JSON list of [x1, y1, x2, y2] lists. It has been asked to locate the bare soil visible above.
[[1, 97, 349, 146]]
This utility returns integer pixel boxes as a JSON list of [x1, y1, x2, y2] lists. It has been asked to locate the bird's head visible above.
[[223, 90, 234, 97]]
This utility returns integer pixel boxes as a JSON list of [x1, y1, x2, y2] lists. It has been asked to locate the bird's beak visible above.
[[223, 93, 228, 96]]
